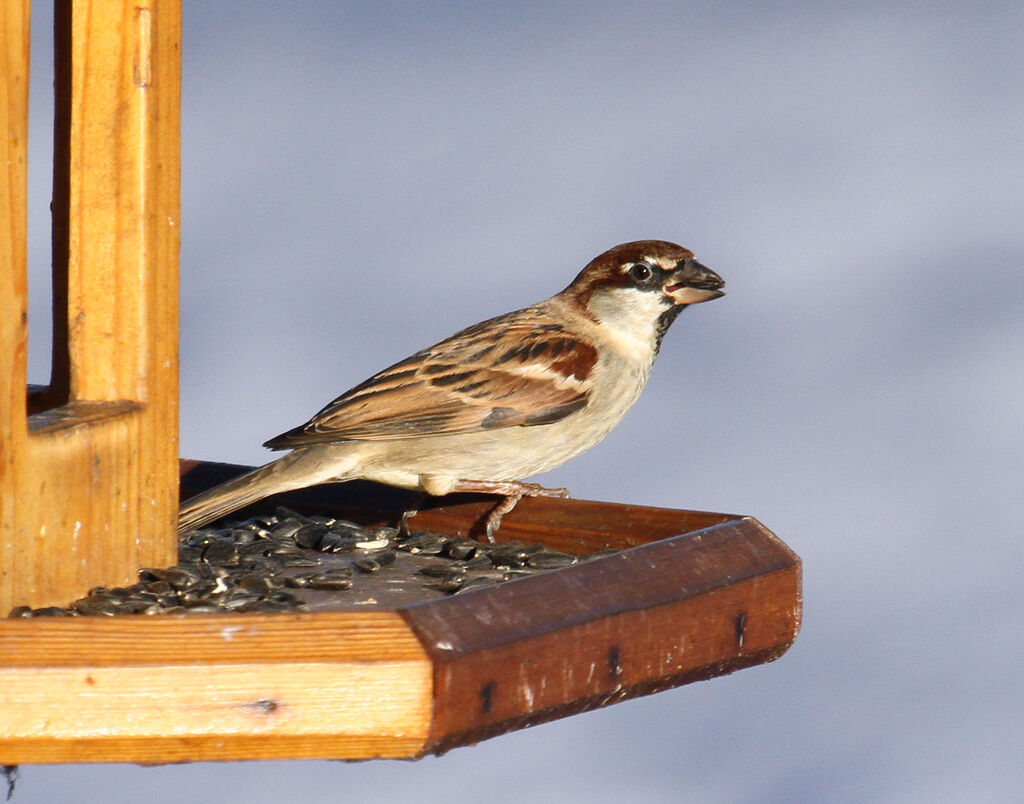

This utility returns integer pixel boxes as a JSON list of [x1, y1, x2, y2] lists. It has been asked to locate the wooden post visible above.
[[0, 0, 180, 613]]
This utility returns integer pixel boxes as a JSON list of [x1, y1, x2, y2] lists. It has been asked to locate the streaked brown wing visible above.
[[263, 306, 597, 449]]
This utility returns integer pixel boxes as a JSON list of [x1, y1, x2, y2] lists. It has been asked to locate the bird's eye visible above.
[[628, 262, 653, 284]]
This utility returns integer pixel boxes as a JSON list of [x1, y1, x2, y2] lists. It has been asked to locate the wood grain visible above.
[[403, 518, 801, 752], [0, 612, 433, 763], [0, 0, 180, 612]]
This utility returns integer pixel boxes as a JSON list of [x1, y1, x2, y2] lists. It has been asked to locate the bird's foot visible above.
[[399, 492, 429, 535], [450, 480, 571, 542]]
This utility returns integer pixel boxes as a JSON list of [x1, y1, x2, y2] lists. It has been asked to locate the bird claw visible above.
[[399, 492, 429, 535], [481, 482, 571, 542]]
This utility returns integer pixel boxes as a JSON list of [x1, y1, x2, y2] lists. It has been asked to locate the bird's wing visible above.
[[263, 306, 597, 448]]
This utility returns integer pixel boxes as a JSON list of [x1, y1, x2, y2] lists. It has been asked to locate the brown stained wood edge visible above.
[[430, 647, 788, 756], [401, 520, 801, 754], [402, 519, 797, 658]]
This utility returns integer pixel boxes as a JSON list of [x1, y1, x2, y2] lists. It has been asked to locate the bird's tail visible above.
[[178, 449, 350, 534], [178, 461, 284, 533]]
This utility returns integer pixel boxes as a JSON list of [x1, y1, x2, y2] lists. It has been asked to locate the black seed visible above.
[[489, 548, 528, 567], [329, 520, 373, 538], [279, 554, 321, 567], [398, 531, 447, 554], [307, 576, 354, 591], [274, 505, 305, 521], [283, 572, 319, 588], [293, 522, 328, 549], [367, 549, 396, 566], [144, 580, 173, 595], [229, 528, 259, 544], [463, 554, 495, 569], [445, 539, 478, 560], [306, 515, 335, 526], [318, 531, 358, 553], [526, 551, 578, 569], [33, 606, 72, 617], [238, 541, 273, 559], [439, 571, 467, 592], [237, 575, 273, 594], [454, 576, 497, 594], [178, 545, 203, 562], [419, 562, 455, 577], [202, 539, 240, 566], [270, 519, 304, 541]]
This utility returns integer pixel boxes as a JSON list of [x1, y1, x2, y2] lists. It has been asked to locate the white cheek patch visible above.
[[587, 288, 668, 353]]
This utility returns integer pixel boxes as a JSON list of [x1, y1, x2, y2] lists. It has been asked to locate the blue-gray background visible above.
[[22, 2, 1023, 802]]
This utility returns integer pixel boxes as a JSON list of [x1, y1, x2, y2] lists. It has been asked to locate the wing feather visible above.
[[264, 306, 597, 449]]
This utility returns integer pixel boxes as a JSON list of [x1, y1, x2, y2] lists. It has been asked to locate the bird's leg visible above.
[[450, 480, 570, 542], [399, 492, 430, 535]]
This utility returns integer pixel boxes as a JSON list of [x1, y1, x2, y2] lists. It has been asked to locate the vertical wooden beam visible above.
[[0, 0, 33, 611], [0, 0, 181, 613]]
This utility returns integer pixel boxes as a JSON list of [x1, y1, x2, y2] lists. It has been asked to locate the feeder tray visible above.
[[0, 461, 799, 764]]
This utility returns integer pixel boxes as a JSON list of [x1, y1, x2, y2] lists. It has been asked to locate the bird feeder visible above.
[[0, 0, 801, 765]]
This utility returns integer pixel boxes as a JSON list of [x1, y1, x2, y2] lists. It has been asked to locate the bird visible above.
[[178, 240, 725, 539]]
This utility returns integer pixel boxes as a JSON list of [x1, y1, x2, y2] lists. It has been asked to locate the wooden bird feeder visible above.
[[0, 0, 801, 765]]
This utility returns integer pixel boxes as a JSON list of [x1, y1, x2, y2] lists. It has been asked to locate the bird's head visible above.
[[561, 240, 725, 348]]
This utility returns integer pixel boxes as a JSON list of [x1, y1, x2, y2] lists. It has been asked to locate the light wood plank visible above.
[[0, 612, 434, 762], [0, 0, 31, 612]]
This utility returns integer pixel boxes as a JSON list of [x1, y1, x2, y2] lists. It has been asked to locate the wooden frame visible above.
[[0, 0, 180, 614]]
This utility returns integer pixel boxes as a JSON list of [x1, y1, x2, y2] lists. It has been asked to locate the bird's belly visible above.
[[359, 359, 648, 487]]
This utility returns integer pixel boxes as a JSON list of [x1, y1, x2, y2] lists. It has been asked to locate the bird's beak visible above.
[[664, 259, 725, 305]]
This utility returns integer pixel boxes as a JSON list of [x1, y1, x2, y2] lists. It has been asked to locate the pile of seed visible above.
[[8, 507, 618, 618]]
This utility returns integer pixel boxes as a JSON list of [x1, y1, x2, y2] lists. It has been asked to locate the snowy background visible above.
[[22, 2, 1023, 802]]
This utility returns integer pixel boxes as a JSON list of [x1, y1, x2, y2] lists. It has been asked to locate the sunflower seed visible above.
[[439, 571, 468, 592], [527, 551, 578, 569]]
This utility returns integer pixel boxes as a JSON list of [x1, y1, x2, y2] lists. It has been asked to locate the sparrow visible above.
[[178, 240, 725, 539]]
